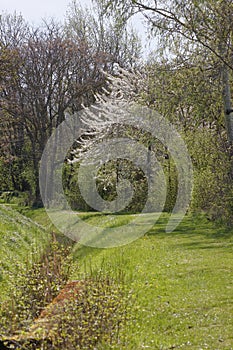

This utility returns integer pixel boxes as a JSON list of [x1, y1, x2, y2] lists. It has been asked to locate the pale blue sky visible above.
[[1, 0, 83, 24], [1, 0, 157, 56]]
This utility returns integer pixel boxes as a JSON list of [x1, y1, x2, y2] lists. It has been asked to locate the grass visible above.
[[0, 207, 129, 349], [1, 207, 232, 349], [0, 205, 50, 302], [69, 213, 233, 349]]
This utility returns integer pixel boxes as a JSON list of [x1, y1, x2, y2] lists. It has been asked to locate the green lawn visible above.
[[70, 213, 233, 349], [0, 207, 232, 349]]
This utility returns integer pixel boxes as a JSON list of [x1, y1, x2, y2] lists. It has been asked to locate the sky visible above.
[[1, 0, 157, 56], [1, 0, 78, 25]]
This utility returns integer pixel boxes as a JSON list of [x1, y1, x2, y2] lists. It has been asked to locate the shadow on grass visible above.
[[55, 210, 233, 264], [175, 240, 233, 250], [147, 212, 233, 240], [72, 212, 233, 262]]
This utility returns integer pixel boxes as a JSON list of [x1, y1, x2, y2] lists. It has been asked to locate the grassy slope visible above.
[[70, 213, 233, 350], [0, 205, 50, 301], [1, 207, 232, 349]]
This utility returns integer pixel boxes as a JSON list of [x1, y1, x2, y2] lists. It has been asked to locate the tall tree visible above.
[[143, 54, 232, 220], [101, 0, 233, 143], [66, 0, 141, 70], [0, 16, 108, 203], [0, 7, 141, 204]]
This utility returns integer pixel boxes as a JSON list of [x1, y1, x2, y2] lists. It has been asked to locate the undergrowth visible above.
[[0, 234, 72, 336], [0, 207, 131, 349]]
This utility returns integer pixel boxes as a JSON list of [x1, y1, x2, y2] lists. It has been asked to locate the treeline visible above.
[[0, 2, 140, 205], [144, 57, 233, 222], [1, 0, 233, 224]]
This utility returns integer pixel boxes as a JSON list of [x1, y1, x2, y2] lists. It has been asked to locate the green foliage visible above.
[[0, 191, 33, 206], [143, 57, 233, 224], [0, 161, 12, 191], [63, 163, 93, 212], [64, 141, 178, 214], [145, 58, 224, 130], [185, 128, 233, 223]]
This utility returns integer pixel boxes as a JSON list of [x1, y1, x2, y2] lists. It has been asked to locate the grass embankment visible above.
[[70, 212, 233, 349], [0, 205, 50, 301], [0, 205, 74, 340], [0, 207, 127, 349]]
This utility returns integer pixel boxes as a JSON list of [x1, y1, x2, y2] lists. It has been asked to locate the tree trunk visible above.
[[222, 64, 233, 144]]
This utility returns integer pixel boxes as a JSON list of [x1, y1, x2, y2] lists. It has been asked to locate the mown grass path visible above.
[[70, 213, 233, 349]]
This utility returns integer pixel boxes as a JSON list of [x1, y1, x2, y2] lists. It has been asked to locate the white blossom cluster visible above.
[[68, 65, 145, 164]]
